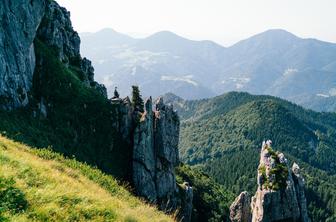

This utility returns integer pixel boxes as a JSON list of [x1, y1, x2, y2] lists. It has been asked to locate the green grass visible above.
[[0, 135, 173, 222], [0, 39, 132, 180]]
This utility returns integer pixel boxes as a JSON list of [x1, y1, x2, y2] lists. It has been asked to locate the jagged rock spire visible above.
[[131, 96, 191, 221], [230, 141, 310, 222]]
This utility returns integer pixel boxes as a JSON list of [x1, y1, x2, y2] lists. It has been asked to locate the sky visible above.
[[56, 0, 336, 46]]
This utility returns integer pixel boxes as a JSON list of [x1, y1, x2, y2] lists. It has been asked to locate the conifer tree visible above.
[[131, 85, 144, 112], [113, 87, 119, 99]]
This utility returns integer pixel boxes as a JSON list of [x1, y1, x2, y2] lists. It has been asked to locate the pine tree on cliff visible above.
[[131, 85, 144, 112], [113, 87, 119, 99]]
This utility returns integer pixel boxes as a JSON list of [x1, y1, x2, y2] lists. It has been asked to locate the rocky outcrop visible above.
[[230, 141, 310, 222], [0, 0, 47, 109], [154, 98, 180, 209], [133, 98, 157, 201], [178, 182, 193, 222], [292, 163, 310, 222], [36, 1, 107, 97], [110, 97, 133, 141], [0, 0, 106, 110], [230, 192, 252, 222], [36, 1, 79, 64], [132, 97, 192, 221]]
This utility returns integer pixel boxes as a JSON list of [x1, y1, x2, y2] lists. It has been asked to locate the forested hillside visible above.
[[164, 92, 336, 221]]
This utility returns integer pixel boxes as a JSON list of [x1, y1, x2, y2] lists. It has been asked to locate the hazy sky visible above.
[[56, 0, 336, 46]]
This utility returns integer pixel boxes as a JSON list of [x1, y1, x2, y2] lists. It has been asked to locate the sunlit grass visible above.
[[0, 135, 173, 222]]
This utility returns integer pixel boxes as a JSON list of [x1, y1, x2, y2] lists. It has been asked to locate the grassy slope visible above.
[[0, 39, 132, 180], [171, 92, 336, 221], [0, 135, 173, 222]]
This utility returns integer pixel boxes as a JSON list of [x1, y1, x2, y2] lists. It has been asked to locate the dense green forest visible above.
[[164, 92, 336, 221]]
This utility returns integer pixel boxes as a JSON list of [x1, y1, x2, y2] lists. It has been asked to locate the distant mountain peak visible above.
[[145, 30, 189, 42], [95, 28, 119, 35], [258, 29, 299, 40], [236, 29, 299, 45], [93, 28, 134, 39]]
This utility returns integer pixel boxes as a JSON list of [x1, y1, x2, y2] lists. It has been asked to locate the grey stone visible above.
[[37, 1, 80, 64], [131, 96, 192, 220], [0, 0, 47, 109], [230, 191, 252, 222], [292, 163, 311, 222], [36, 1, 107, 98], [232, 141, 310, 222], [133, 98, 157, 201]]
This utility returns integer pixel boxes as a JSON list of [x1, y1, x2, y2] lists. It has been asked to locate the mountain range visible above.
[[80, 28, 336, 111]]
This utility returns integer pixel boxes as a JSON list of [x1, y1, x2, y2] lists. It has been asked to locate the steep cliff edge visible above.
[[0, 0, 106, 111], [36, 1, 106, 97], [230, 141, 310, 222], [0, 0, 46, 109], [111, 96, 193, 221], [133, 97, 181, 209]]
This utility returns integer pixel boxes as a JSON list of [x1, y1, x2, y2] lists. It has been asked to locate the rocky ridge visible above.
[[230, 141, 310, 222], [111, 96, 193, 221]]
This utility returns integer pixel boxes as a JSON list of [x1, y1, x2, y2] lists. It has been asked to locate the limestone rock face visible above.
[[251, 141, 301, 222], [154, 98, 180, 207], [0, 0, 47, 109], [133, 98, 157, 201], [231, 141, 310, 222], [0, 0, 106, 110], [230, 192, 252, 222], [292, 163, 310, 222], [36, 1, 79, 64], [132, 97, 192, 221], [36, 1, 107, 97]]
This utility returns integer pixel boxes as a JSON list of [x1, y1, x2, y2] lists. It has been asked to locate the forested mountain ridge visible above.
[[164, 92, 336, 221]]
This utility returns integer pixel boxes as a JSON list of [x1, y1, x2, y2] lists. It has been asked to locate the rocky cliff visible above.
[[36, 1, 107, 98], [0, 0, 46, 109], [230, 141, 310, 222], [0, 0, 106, 111], [133, 97, 181, 208], [113, 95, 193, 221]]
